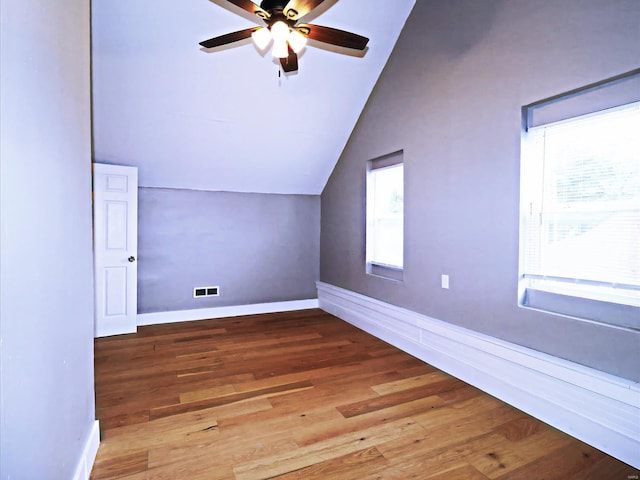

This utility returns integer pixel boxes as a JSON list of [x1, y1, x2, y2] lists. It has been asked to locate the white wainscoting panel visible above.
[[316, 281, 640, 469], [137, 299, 319, 327]]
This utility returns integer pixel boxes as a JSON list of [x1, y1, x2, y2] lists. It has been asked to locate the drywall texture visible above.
[[138, 188, 320, 313], [0, 0, 96, 477], [321, 0, 640, 381]]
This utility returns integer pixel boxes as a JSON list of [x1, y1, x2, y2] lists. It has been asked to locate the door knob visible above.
[[128, 256, 136, 262]]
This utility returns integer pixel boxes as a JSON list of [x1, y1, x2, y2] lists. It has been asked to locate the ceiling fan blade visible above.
[[284, 0, 327, 19], [199, 28, 255, 49], [225, 0, 269, 18], [280, 50, 299, 72], [302, 24, 369, 50]]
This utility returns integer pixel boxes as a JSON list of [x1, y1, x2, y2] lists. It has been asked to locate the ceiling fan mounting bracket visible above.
[[296, 25, 310, 35], [260, 0, 290, 12], [260, 10, 295, 30]]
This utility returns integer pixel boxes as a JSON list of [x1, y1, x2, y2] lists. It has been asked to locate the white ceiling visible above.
[[92, 0, 415, 195]]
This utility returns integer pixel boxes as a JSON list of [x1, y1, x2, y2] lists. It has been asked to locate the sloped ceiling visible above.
[[92, 0, 415, 194]]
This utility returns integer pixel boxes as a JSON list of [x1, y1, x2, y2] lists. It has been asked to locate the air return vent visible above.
[[193, 286, 219, 298]]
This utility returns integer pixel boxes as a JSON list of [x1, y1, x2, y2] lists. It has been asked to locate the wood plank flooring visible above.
[[91, 309, 638, 479]]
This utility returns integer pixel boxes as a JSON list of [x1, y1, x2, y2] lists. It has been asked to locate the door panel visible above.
[[93, 163, 138, 337], [104, 267, 128, 316], [105, 201, 128, 250]]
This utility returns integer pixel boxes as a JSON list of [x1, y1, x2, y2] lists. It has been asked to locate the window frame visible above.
[[518, 70, 640, 330], [366, 151, 404, 281]]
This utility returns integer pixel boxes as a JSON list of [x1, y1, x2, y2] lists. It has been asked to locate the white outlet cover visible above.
[[441, 275, 450, 289]]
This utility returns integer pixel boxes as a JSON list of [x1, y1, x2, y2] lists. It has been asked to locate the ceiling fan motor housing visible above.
[[260, 0, 290, 12]]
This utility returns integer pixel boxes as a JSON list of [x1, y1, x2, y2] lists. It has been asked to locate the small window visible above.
[[519, 72, 640, 329], [366, 151, 404, 280]]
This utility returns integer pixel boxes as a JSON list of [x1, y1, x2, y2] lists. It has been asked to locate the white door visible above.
[[93, 163, 138, 337]]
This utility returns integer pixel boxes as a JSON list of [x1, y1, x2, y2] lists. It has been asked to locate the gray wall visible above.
[[0, 0, 96, 478], [138, 188, 320, 313], [321, 0, 640, 381]]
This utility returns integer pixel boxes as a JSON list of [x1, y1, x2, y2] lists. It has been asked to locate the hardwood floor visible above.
[[91, 309, 637, 479]]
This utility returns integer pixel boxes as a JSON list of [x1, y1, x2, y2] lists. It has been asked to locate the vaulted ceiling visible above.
[[92, 0, 415, 194]]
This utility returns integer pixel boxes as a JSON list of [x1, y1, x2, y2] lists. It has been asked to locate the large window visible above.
[[366, 152, 404, 280], [519, 71, 640, 329]]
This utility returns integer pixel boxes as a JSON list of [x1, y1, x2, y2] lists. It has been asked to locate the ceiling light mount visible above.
[[259, 0, 290, 12]]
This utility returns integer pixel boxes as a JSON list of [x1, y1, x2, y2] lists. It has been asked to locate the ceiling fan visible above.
[[199, 0, 369, 73]]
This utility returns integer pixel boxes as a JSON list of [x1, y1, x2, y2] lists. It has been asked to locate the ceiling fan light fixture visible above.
[[287, 29, 307, 53], [200, 0, 371, 73], [251, 27, 272, 50]]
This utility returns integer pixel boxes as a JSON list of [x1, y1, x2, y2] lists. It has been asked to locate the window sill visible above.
[[366, 262, 403, 282], [521, 288, 639, 331]]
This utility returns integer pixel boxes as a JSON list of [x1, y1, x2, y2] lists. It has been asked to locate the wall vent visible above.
[[194, 286, 219, 298]]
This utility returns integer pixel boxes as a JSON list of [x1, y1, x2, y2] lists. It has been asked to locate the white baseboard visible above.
[[316, 281, 640, 469], [137, 299, 319, 327], [72, 420, 100, 480], [95, 324, 137, 338]]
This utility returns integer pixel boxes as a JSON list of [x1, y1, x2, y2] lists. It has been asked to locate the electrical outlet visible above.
[[441, 275, 449, 289], [194, 286, 219, 298]]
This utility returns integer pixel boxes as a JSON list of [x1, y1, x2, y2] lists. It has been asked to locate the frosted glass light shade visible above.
[[251, 27, 272, 50], [270, 21, 289, 42], [272, 38, 289, 58], [288, 29, 307, 53]]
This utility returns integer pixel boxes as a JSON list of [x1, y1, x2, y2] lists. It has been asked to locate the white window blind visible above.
[[520, 70, 640, 328], [522, 102, 640, 290], [520, 88, 640, 328], [366, 153, 404, 276]]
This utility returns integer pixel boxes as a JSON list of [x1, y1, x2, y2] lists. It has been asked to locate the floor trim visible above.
[[137, 299, 319, 326], [72, 420, 100, 480], [317, 281, 640, 469]]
